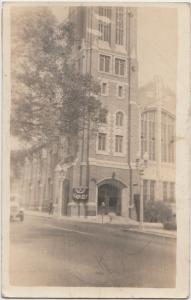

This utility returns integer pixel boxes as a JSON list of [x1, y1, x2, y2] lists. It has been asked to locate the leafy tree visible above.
[[11, 7, 105, 146], [10, 149, 27, 179]]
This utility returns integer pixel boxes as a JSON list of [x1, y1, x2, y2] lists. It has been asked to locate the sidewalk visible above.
[[25, 210, 177, 239]]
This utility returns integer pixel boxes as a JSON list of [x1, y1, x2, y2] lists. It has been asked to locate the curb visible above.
[[122, 228, 176, 239], [25, 212, 177, 239]]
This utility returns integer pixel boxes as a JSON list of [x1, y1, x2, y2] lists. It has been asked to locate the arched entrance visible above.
[[97, 178, 127, 216]]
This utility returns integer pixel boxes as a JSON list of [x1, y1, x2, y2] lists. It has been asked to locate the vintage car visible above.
[[10, 195, 24, 222]]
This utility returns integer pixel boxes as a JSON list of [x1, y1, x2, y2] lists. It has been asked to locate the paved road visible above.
[[9, 215, 176, 287]]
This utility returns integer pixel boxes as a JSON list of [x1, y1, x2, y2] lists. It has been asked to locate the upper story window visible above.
[[115, 135, 123, 153], [115, 58, 125, 76], [141, 110, 156, 161], [98, 7, 112, 43], [101, 82, 108, 95], [116, 8, 124, 45], [161, 112, 175, 163], [116, 112, 123, 126], [98, 133, 106, 151], [117, 85, 124, 98], [99, 108, 107, 124], [99, 54, 111, 73]]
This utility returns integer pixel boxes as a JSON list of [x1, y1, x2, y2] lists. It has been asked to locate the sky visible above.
[[51, 5, 177, 92], [137, 7, 177, 91]]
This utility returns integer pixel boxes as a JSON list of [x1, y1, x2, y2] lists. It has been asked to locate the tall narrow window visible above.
[[98, 7, 111, 43], [141, 111, 156, 160], [161, 112, 175, 163], [149, 111, 156, 160], [116, 8, 124, 45], [115, 135, 123, 153], [118, 85, 123, 97], [143, 180, 148, 203], [99, 55, 110, 73], [115, 58, 125, 76], [116, 112, 123, 126], [163, 182, 168, 202], [161, 113, 167, 162], [99, 108, 107, 124], [98, 133, 106, 151], [101, 82, 108, 95], [169, 182, 175, 202], [67, 136, 71, 155], [150, 180, 155, 201]]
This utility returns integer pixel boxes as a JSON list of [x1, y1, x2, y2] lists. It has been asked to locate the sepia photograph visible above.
[[1, 2, 190, 298]]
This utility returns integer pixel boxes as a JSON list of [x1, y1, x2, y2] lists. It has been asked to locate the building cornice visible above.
[[81, 158, 129, 169]]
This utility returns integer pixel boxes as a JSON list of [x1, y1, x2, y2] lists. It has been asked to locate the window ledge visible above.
[[113, 152, 126, 157], [96, 150, 109, 155]]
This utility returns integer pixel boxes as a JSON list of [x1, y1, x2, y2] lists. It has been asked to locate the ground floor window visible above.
[[143, 180, 148, 202], [143, 180, 156, 202], [163, 182, 168, 202], [169, 182, 175, 202], [150, 180, 155, 201], [163, 181, 175, 202]]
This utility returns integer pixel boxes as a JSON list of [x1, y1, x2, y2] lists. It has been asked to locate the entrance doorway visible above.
[[97, 179, 124, 216]]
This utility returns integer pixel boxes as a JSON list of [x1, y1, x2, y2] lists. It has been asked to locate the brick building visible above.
[[19, 7, 176, 218]]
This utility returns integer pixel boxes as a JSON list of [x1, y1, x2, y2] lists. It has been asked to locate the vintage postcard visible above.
[[1, 2, 190, 299]]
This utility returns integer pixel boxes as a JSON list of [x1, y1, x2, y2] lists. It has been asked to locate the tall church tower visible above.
[[66, 6, 139, 217]]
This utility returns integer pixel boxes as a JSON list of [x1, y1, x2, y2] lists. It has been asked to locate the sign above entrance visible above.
[[72, 187, 88, 201]]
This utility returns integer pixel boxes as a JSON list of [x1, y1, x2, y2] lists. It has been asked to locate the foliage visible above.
[[144, 200, 173, 223], [11, 7, 104, 145], [163, 220, 177, 231], [10, 149, 28, 179]]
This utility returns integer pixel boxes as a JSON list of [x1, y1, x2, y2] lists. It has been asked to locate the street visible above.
[[9, 215, 176, 287]]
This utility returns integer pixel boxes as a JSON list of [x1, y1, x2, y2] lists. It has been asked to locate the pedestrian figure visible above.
[[101, 201, 105, 224], [49, 201, 53, 215]]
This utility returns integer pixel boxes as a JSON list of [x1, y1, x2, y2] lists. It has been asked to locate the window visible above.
[[161, 112, 175, 163], [163, 182, 168, 202], [101, 82, 108, 95], [66, 136, 71, 155], [98, 7, 111, 43], [143, 180, 148, 203], [116, 8, 124, 45], [115, 135, 123, 152], [116, 112, 123, 126], [118, 85, 123, 98], [169, 182, 175, 202], [115, 58, 125, 76], [100, 55, 110, 73], [99, 108, 107, 124], [76, 59, 81, 72], [98, 133, 106, 151], [141, 110, 156, 161], [150, 180, 155, 201]]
